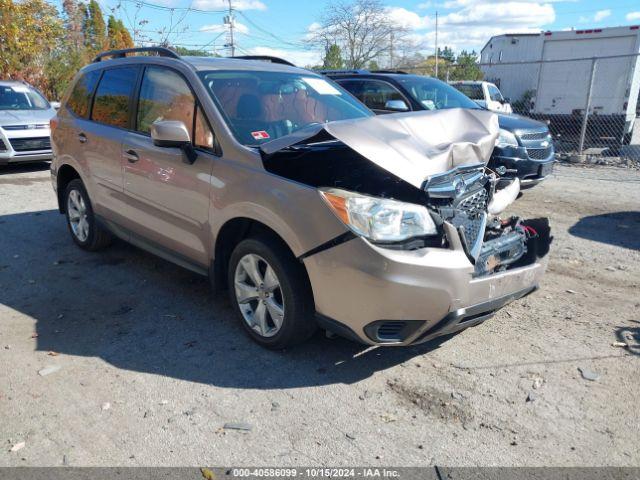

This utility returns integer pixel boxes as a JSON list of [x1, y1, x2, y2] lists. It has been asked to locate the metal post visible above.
[[227, 0, 235, 57], [578, 58, 597, 154], [434, 11, 438, 79]]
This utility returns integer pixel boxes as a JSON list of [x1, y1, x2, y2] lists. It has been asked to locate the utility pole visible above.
[[226, 0, 235, 57], [434, 11, 438, 78]]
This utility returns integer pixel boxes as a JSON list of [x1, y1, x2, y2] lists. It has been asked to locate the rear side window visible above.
[[91, 67, 138, 128], [354, 80, 405, 111], [136, 67, 195, 134], [453, 83, 483, 101], [66, 70, 101, 118], [335, 80, 362, 98]]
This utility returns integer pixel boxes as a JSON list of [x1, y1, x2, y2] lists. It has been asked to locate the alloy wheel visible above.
[[67, 189, 89, 242], [234, 253, 285, 338]]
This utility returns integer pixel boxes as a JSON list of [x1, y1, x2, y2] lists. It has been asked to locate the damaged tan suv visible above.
[[51, 47, 551, 349]]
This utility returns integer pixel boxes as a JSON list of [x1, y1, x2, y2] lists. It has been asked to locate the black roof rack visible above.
[[231, 55, 296, 67], [319, 69, 369, 75], [93, 47, 180, 63], [371, 69, 409, 74]]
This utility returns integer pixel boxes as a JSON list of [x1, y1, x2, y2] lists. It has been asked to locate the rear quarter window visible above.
[[66, 70, 101, 118], [91, 67, 138, 128]]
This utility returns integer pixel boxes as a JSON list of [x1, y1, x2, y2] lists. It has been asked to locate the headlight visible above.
[[496, 129, 518, 148], [319, 188, 437, 242]]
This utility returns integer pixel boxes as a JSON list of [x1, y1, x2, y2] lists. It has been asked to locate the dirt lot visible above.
[[0, 162, 638, 467]]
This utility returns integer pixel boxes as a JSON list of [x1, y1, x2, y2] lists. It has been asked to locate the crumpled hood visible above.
[[261, 108, 499, 189]]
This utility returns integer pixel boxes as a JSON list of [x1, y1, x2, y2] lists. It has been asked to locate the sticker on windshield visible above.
[[251, 130, 270, 140], [302, 77, 342, 95]]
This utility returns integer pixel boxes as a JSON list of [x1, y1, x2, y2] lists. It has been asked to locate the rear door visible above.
[[55, 68, 101, 179], [120, 66, 217, 268], [84, 66, 139, 219]]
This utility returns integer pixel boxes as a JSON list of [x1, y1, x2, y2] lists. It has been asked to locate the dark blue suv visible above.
[[323, 70, 555, 188]]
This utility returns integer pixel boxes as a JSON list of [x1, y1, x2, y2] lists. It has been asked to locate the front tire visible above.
[[64, 179, 112, 251], [228, 235, 316, 349]]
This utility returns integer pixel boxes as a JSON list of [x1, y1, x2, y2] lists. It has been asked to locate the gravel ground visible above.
[[0, 162, 638, 467]]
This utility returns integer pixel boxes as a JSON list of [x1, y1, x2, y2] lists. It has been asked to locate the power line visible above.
[[116, 0, 226, 14], [236, 11, 307, 48]]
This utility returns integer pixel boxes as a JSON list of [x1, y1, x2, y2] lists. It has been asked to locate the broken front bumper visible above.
[[304, 228, 548, 346]]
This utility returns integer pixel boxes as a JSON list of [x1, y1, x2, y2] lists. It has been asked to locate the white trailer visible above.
[[481, 26, 640, 146]]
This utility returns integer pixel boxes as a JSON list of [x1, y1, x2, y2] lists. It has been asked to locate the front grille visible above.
[[2, 124, 48, 131], [526, 147, 552, 160], [0, 139, 6, 151], [451, 214, 486, 253], [457, 188, 488, 217], [9, 136, 51, 152], [519, 131, 549, 141], [450, 188, 489, 259]]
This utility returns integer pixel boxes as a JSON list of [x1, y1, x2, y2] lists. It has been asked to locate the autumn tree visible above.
[[108, 15, 134, 49], [0, 0, 63, 90]]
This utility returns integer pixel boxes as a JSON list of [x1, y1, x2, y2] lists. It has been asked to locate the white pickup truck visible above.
[[451, 81, 513, 114]]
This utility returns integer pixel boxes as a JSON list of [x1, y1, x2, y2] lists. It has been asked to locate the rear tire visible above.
[[227, 235, 316, 349], [64, 179, 112, 251]]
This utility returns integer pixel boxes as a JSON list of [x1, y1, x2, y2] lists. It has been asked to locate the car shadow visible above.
[[0, 161, 50, 175], [568, 211, 640, 250], [0, 208, 450, 390]]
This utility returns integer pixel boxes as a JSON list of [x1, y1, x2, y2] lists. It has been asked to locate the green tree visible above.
[[449, 50, 483, 81], [437, 46, 455, 63], [84, 0, 106, 52], [174, 46, 217, 57], [367, 60, 380, 71], [322, 44, 343, 70]]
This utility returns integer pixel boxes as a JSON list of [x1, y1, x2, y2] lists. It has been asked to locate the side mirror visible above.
[[384, 99, 409, 112], [150, 120, 197, 163], [50, 101, 61, 110]]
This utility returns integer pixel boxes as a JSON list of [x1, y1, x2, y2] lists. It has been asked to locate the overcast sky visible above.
[[82, 0, 640, 65]]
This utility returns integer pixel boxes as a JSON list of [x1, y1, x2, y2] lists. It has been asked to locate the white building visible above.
[[480, 25, 640, 142]]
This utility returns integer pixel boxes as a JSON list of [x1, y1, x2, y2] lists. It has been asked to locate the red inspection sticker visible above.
[[251, 130, 270, 140]]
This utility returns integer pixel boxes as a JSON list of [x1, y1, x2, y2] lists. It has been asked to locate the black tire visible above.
[[64, 179, 112, 251], [227, 235, 316, 349]]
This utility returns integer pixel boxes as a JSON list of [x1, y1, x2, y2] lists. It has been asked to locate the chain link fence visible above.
[[403, 53, 640, 168]]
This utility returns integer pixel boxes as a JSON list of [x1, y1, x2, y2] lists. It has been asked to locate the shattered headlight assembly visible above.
[[319, 188, 437, 243], [496, 129, 519, 148]]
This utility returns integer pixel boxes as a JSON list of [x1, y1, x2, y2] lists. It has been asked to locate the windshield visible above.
[[0, 85, 49, 111], [399, 77, 481, 111], [198, 70, 373, 146], [452, 83, 484, 101]]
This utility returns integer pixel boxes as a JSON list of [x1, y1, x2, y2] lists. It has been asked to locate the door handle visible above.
[[123, 149, 139, 163], [78, 133, 87, 144]]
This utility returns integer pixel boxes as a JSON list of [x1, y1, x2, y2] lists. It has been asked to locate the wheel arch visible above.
[[211, 217, 313, 300], [56, 163, 81, 213]]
